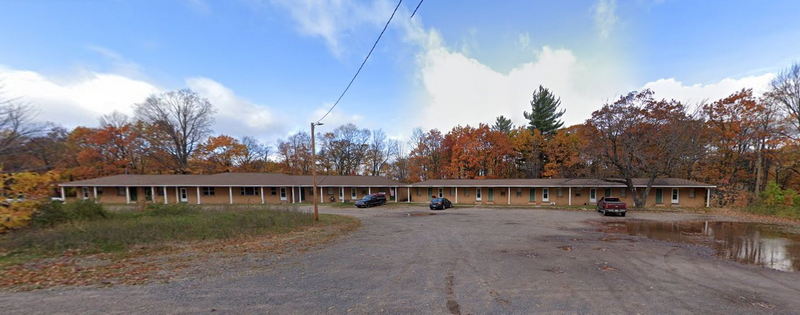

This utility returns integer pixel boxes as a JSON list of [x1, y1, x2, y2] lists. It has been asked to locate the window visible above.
[[327, 187, 334, 195], [416, 188, 421, 196], [428, 188, 433, 198], [529, 188, 536, 202], [202, 187, 215, 196], [450, 187, 455, 196], [604, 188, 612, 197], [280, 187, 287, 200], [438, 188, 443, 198], [487, 188, 494, 201], [476, 188, 482, 201], [542, 188, 549, 202], [556, 188, 563, 197], [671, 188, 679, 204], [129, 187, 138, 201], [82, 187, 90, 199], [688, 189, 696, 198], [339, 188, 344, 200], [144, 187, 153, 201], [655, 189, 663, 204], [516, 188, 522, 197], [117, 187, 126, 196], [620, 188, 626, 197], [351, 188, 357, 199], [96, 188, 103, 195], [590, 188, 597, 202], [241, 187, 258, 196]]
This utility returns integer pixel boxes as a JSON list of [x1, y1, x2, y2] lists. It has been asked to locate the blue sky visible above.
[[0, 0, 798, 144]]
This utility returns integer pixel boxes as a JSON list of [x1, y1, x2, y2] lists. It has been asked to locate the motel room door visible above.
[[179, 188, 189, 203]]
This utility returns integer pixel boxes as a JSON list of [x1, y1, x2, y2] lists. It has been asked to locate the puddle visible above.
[[406, 212, 437, 217], [602, 221, 800, 272]]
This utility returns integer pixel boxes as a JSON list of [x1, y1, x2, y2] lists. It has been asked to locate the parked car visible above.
[[355, 193, 387, 208], [597, 197, 627, 216], [429, 197, 452, 210]]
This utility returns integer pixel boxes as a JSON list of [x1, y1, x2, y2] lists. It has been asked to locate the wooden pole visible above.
[[311, 123, 320, 221]]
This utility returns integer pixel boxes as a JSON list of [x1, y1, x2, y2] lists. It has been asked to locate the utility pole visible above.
[[311, 122, 323, 221]]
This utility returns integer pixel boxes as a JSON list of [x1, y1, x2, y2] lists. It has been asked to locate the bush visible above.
[[749, 181, 800, 219], [144, 203, 199, 216], [29, 200, 108, 227]]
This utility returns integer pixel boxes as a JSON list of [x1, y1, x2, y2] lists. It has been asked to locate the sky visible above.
[[0, 0, 798, 145]]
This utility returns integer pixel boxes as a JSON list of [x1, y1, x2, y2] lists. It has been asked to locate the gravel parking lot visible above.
[[2, 207, 799, 314]]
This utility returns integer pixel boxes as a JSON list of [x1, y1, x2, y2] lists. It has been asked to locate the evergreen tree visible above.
[[523, 85, 565, 135], [492, 115, 514, 133]]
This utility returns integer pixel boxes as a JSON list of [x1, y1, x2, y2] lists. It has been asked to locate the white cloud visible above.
[[268, 0, 393, 57], [642, 73, 775, 105], [186, 77, 286, 138], [0, 66, 159, 127], [0, 66, 287, 142], [594, 0, 617, 39]]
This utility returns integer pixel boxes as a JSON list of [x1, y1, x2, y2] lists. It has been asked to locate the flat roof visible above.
[[59, 173, 405, 187], [410, 178, 715, 188], [59, 173, 715, 188]]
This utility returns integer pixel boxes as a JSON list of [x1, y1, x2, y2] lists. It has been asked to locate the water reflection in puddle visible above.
[[603, 221, 800, 272]]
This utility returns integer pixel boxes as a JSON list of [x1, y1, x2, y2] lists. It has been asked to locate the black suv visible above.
[[355, 193, 387, 208], [429, 197, 452, 210]]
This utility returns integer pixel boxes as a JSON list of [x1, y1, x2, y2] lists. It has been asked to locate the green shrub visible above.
[[144, 203, 198, 216], [63, 200, 108, 220], [749, 181, 800, 219], [30, 201, 70, 227]]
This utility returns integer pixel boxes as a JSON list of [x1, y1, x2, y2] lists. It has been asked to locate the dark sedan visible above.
[[429, 197, 452, 210]]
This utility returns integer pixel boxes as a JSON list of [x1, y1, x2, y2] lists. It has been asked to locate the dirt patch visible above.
[[444, 272, 461, 314], [0, 218, 360, 291], [557, 245, 573, 251]]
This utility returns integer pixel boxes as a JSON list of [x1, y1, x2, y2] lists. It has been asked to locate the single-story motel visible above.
[[59, 173, 716, 208]]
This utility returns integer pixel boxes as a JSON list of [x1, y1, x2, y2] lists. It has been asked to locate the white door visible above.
[[179, 188, 188, 202]]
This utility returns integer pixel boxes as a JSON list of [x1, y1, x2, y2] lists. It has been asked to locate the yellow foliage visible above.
[[0, 171, 60, 232]]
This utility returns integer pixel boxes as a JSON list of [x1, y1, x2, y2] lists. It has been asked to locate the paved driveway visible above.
[[2, 207, 799, 314]]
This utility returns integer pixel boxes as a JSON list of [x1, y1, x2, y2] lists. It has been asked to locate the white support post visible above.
[[568, 187, 572, 206], [175, 187, 180, 204], [229, 187, 233, 204], [93, 186, 98, 200], [60, 187, 66, 201], [340, 187, 344, 202], [368, 187, 371, 195], [320, 187, 324, 203], [260, 187, 265, 204], [151, 186, 156, 203], [507, 187, 511, 205], [407, 187, 411, 203], [197, 187, 201, 205], [394, 186, 398, 202], [125, 187, 131, 204], [455, 187, 458, 204], [706, 188, 711, 208], [163, 187, 168, 204], [291, 187, 295, 203]]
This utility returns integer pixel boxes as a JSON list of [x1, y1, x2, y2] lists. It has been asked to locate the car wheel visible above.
[[621, 212, 626, 217], [602, 209, 608, 216]]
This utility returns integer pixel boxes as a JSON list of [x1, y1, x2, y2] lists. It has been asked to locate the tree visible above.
[[492, 115, 514, 133], [0, 94, 41, 157], [277, 132, 312, 175], [769, 63, 800, 137], [408, 128, 445, 181], [523, 85, 565, 136], [585, 90, 703, 208], [364, 130, 399, 176], [134, 89, 215, 174], [318, 124, 370, 175], [193, 135, 247, 173]]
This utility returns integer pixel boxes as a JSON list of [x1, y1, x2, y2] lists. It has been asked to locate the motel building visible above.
[[59, 173, 715, 208]]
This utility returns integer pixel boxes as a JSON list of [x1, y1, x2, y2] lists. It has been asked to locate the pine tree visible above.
[[492, 115, 513, 133], [523, 85, 565, 135]]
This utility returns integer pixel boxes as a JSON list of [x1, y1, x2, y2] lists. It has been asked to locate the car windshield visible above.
[[362, 196, 373, 200], [604, 197, 621, 202], [432, 198, 443, 202]]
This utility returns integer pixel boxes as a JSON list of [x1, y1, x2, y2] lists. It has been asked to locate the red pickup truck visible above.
[[597, 197, 627, 216]]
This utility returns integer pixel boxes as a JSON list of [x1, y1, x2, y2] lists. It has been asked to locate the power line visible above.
[[316, 0, 404, 123], [410, 0, 425, 19]]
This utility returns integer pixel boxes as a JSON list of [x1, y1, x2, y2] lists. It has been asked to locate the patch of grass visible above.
[[745, 204, 800, 220], [0, 202, 352, 267]]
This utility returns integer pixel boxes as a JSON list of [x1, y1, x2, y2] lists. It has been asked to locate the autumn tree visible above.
[[277, 132, 312, 175], [542, 126, 586, 178], [318, 124, 370, 175], [769, 63, 800, 137], [408, 128, 445, 181], [364, 129, 398, 176], [442, 124, 515, 178], [585, 90, 703, 208], [492, 115, 514, 133], [135, 89, 215, 174], [523, 85, 565, 136], [192, 135, 247, 173]]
